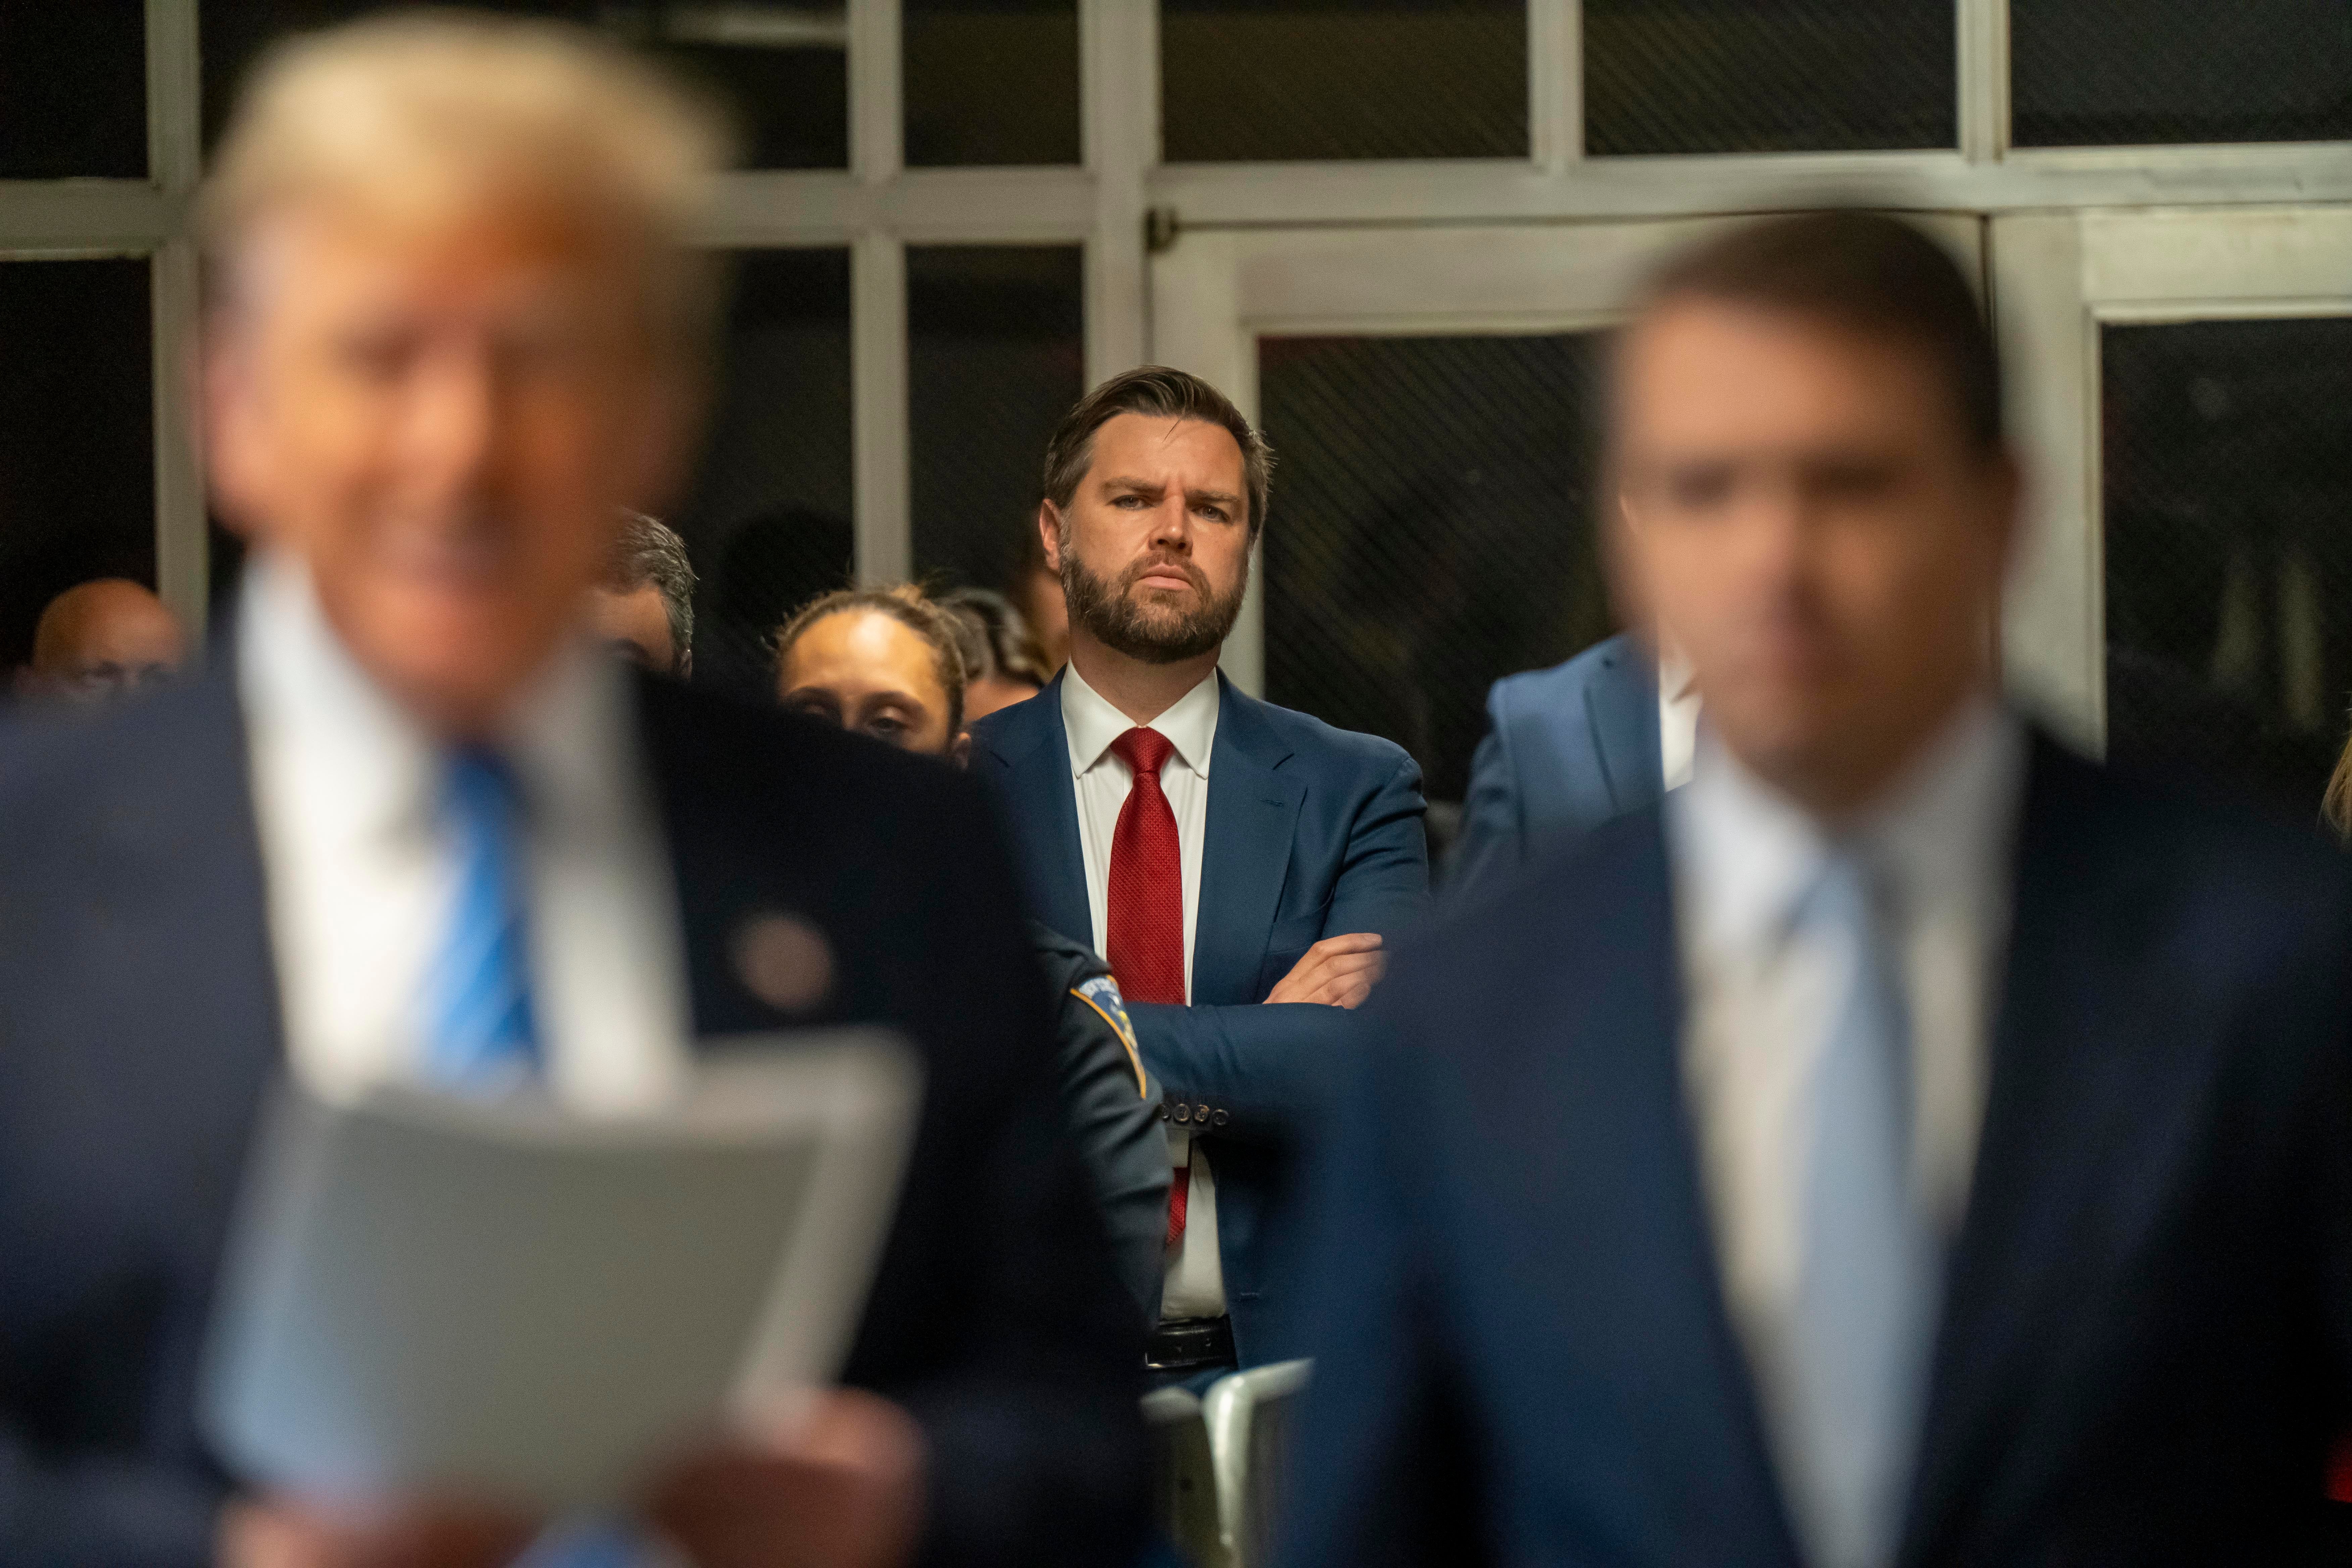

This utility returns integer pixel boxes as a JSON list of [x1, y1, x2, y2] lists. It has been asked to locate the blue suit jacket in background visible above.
[[1450, 632, 1658, 896], [967, 670, 1431, 1363], [1279, 732, 2352, 1567]]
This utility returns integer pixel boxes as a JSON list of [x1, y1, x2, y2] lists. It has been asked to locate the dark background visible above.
[[12, 0, 2352, 816]]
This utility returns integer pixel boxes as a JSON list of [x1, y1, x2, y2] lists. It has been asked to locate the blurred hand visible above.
[[215, 1496, 538, 1568], [647, 1387, 926, 1568], [1264, 933, 1385, 1009]]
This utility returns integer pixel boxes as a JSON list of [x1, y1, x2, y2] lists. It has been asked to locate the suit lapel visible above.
[[1901, 739, 2195, 1565], [976, 674, 1092, 947], [1531, 814, 1807, 1563], [1584, 640, 1662, 813], [1194, 676, 1305, 1004]]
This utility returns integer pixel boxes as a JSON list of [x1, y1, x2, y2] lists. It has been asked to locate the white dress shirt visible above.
[[239, 553, 693, 1116], [1063, 663, 1217, 993], [1060, 663, 1226, 1319], [1668, 694, 2024, 1535], [1658, 652, 1703, 793]]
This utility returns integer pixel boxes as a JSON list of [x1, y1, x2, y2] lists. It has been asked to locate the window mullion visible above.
[[1529, 0, 1580, 173], [848, 0, 909, 585], [1081, 0, 1154, 380], [1958, 0, 2010, 163], [147, 0, 206, 636]]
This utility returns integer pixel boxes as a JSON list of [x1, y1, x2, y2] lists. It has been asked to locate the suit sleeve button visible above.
[[1173, 1104, 1191, 1124], [1212, 1109, 1230, 1128]]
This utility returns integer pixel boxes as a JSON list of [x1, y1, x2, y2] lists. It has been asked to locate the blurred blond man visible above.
[[0, 16, 1143, 1568]]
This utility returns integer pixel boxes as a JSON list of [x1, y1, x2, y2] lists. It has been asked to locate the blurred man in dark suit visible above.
[[0, 16, 1141, 1568], [968, 368, 1430, 1383], [1282, 211, 2352, 1568]]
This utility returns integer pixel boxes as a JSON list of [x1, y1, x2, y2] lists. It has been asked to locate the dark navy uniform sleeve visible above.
[[1029, 922, 1172, 1320]]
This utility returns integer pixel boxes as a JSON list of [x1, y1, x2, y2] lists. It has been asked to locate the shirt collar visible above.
[[1659, 646, 1699, 707], [237, 550, 637, 843], [1672, 690, 2024, 962], [1060, 660, 1220, 779]]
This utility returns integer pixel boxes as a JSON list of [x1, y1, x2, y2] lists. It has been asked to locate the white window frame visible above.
[[1149, 217, 1986, 693], [1993, 205, 2352, 748], [1, 0, 2348, 661]]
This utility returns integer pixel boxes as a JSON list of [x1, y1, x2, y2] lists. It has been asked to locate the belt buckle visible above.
[[1146, 1314, 1236, 1374]]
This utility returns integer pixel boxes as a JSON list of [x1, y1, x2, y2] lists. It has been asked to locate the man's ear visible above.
[[1984, 446, 2025, 580], [1037, 502, 1064, 574], [1602, 482, 1653, 638], [949, 730, 973, 769], [201, 318, 272, 544], [621, 362, 704, 520]]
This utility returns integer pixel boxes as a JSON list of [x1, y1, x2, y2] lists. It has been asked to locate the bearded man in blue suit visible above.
[[968, 367, 1431, 1384]]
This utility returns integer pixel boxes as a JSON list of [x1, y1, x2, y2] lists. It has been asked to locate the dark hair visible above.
[[772, 585, 967, 736], [1637, 210, 2003, 454], [610, 510, 698, 672], [1040, 365, 1274, 538], [938, 600, 994, 695], [941, 586, 1050, 687]]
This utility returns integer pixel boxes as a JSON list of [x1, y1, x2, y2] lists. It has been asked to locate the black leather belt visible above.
[[1146, 1315, 1236, 1375]]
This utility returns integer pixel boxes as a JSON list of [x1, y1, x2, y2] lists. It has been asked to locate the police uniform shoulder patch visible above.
[[1071, 973, 1148, 1097]]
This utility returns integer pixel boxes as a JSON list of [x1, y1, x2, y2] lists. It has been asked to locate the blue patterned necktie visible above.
[[424, 746, 541, 1091], [420, 752, 653, 1568], [1786, 848, 1941, 1568]]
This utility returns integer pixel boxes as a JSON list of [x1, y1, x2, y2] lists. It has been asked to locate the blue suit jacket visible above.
[[967, 671, 1431, 1362], [1282, 734, 2352, 1567], [0, 665, 1145, 1568], [1451, 632, 1658, 895]]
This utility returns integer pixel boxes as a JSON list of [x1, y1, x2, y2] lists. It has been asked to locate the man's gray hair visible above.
[[612, 510, 697, 671]]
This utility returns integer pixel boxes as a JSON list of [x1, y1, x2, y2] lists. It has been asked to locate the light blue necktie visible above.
[[424, 747, 541, 1091], [1787, 849, 1941, 1568]]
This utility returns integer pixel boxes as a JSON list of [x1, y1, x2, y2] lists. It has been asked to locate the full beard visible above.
[[1061, 544, 1247, 665]]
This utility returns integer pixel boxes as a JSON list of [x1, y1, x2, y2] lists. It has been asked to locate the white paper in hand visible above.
[[201, 1030, 921, 1511]]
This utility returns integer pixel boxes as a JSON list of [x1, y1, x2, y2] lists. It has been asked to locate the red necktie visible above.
[[1105, 728, 1189, 1247]]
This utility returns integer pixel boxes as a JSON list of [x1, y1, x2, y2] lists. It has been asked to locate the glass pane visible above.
[[202, 1, 848, 169], [2102, 317, 2352, 816], [2013, 0, 2352, 147], [1161, 0, 1527, 163], [0, 261, 156, 668], [905, 0, 1080, 166], [908, 246, 1085, 605], [1584, 0, 1954, 155], [0, 1, 145, 177], [676, 250, 856, 700], [1258, 333, 1611, 827]]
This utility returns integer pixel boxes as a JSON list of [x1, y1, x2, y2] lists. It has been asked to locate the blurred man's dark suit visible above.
[[0, 659, 1145, 1568], [1281, 732, 2352, 1567]]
